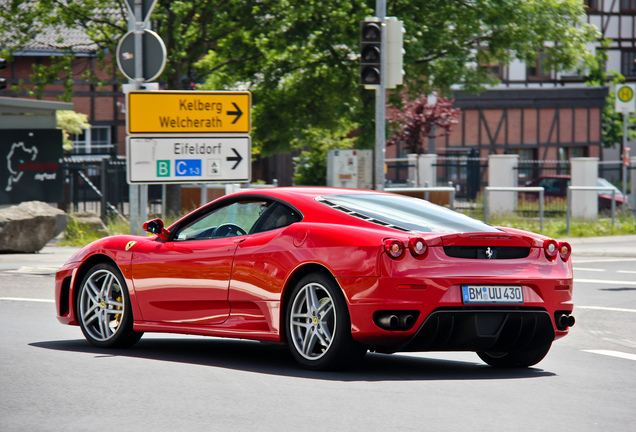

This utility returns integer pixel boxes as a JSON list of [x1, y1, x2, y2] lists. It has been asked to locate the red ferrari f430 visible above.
[[55, 187, 574, 370]]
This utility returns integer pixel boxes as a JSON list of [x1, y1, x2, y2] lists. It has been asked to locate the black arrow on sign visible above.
[[227, 103, 243, 124], [227, 148, 243, 169]]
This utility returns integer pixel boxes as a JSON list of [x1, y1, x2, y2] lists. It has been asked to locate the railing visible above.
[[385, 186, 456, 210], [484, 186, 545, 232], [566, 186, 616, 234]]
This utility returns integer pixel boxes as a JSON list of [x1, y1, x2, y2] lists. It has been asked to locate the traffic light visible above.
[[0, 58, 6, 90], [385, 17, 404, 89], [360, 20, 382, 86]]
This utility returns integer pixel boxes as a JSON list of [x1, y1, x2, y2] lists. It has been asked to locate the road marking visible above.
[[5, 266, 59, 275], [0, 297, 54, 303], [573, 268, 606, 272], [573, 258, 636, 263], [576, 306, 636, 313], [575, 278, 636, 286], [583, 350, 636, 362], [617, 270, 636, 274]]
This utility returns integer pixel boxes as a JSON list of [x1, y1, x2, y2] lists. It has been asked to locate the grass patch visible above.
[[57, 208, 636, 248]]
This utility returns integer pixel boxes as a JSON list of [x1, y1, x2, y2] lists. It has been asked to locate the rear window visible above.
[[318, 193, 500, 233]]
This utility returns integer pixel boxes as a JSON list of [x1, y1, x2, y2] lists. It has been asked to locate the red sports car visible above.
[[55, 187, 574, 370]]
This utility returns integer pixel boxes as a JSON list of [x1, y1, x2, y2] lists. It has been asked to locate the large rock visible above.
[[72, 212, 110, 236], [0, 201, 68, 253]]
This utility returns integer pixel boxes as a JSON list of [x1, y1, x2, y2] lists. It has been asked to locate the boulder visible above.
[[72, 212, 110, 236], [0, 201, 68, 253]]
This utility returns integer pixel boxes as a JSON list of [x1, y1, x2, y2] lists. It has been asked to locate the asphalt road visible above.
[[1, 238, 635, 431]]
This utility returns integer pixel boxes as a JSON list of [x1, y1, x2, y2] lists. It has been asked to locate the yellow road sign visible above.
[[127, 91, 250, 134], [616, 84, 636, 113], [618, 85, 634, 103]]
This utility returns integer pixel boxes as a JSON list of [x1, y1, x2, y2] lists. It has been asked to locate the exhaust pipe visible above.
[[557, 313, 575, 330], [400, 314, 415, 329], [377, 314, 399, 330]]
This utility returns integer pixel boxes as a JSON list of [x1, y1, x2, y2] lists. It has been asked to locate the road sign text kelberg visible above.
[[127, 91, 251, 134]]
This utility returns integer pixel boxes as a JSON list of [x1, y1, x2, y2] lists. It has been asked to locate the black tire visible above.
[[285, 273, 366, 370], [477, 342, 552, 368], [76, 263, 143, 348]]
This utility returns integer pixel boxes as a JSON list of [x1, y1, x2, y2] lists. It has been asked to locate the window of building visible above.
[[621, 50, 636, 77], [621, 0, 636, 12], [517, 149, 538, 183], [585, 0, 599, 11], [480, 62, 504, 80], [71, 126, 113, 155], [527, 52, 551, 80], [568, 147, 587, 159]]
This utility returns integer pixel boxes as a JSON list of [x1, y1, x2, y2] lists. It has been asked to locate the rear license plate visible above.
[[461, 285, 524, 305]]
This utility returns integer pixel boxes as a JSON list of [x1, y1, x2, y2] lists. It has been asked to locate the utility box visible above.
[[327, 149, 373, 190]]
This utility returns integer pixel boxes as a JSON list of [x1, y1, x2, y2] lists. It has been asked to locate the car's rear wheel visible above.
[[285, 273, 366, 370], [477, 342, 552, 368], [76, 263, 142, 348]]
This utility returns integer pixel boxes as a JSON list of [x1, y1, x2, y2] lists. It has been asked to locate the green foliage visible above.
[[585, 38, 636, 148], [58, 216, 107, 246], [485, 213, 636, 238], [56, 110, 91, 151], [392, 0, 600, 96], [293, 126, 357, 185], [2, 0, 600, 154]]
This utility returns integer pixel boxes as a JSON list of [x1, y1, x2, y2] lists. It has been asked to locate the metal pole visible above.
[[539, 189, 544, 233], [374, 0, 386, 191], [566, 187, 571, 235], [129, 1, 144, 234], [100, 158, 107, 222], [484, 189, 488, 224], [623, 112, 628, 209]]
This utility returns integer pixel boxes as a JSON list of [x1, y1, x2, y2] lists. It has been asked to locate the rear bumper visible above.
[[339, 271, 572, 349], [397, 308, 555, 353]]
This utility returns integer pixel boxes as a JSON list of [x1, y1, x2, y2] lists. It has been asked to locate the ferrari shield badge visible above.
[[125, 241, 137, 251]]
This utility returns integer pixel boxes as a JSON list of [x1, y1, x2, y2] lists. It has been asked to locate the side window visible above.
[[175, 200, 271, 241], [538, 178, 561, 194], [251, 203, 301, 234]]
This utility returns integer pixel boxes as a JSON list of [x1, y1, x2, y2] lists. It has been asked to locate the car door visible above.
[[131, 199, 270, 324]]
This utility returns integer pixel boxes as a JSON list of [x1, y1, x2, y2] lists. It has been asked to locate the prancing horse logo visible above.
[[485, 247, 493, 259]]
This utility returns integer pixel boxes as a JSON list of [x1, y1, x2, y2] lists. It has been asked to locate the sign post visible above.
[[616, 84, 635, 209]]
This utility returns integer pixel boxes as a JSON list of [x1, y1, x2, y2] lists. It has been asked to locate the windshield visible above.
[[597, 178, 621, 195], [319, 194, 501, 233]]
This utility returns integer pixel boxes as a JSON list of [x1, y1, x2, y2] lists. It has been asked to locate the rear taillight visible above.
[[543, 239, 558, 261], [408, 237, 427, 256], [384, 239, 405, 259], [558, 241, 572, 262]]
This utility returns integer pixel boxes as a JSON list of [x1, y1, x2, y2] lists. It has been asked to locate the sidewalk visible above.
[[566, 234, 636, 258], [0, 246, 81, 273]]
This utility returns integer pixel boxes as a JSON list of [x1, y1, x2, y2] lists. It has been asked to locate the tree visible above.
[[387, 94, 460, 155], [1, 0, 600, 168], [56, 110, 91, 151]]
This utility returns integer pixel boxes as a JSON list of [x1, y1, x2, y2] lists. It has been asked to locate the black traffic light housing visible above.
[[360, 21, 382, 85], [0, 58, 6, 90]]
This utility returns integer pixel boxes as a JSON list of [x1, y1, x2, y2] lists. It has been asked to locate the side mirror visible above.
[[143, 218, 171, 241]]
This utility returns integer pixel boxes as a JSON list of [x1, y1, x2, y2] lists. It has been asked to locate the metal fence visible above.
[[62, 156, 131, 220]]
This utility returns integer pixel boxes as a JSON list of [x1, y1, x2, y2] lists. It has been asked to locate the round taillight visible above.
[[558, 241, 572, 262], [408, 237, 427, 256], [384, 239, 405, 259], [543, 239, 559, 261]]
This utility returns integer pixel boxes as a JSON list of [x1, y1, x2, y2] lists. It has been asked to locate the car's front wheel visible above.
[[477, 342, 552, 368], [285, 273, 366, 370], [76, 263, 142, 348]]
